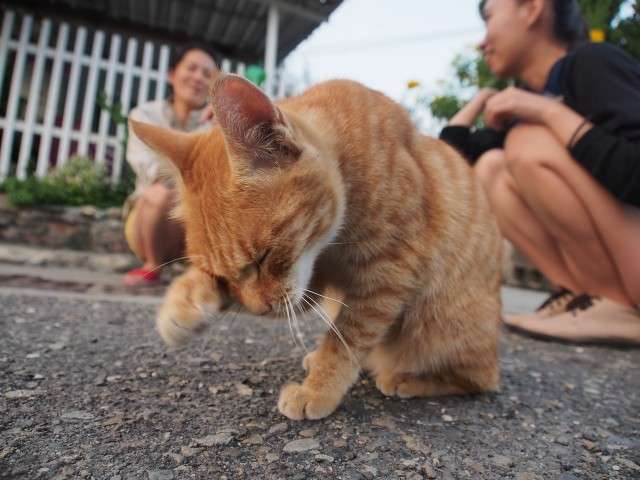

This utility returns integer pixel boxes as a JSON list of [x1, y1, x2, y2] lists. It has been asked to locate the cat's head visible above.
[[130, 74, 344, 315]]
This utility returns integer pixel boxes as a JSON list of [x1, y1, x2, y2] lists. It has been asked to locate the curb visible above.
[[0, 243, 138, 274]]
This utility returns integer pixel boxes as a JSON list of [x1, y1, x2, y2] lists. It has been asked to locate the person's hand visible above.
[[484, 86, 551, 130], [446, 87, 499, 128], [476, 87, 498, 107], [200, 104, 215, 123]]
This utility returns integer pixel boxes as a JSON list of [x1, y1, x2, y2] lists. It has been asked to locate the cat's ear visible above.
[[210, 74, 301, 170], [129, 118, 198, 172]]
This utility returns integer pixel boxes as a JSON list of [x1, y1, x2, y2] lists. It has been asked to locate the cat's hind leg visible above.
[[367, 327, 500, 399], [375, 365, 499, 399], [368, 285, 501, 399]]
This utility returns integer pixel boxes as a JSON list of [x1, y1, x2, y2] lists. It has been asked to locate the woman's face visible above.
[[479, 0, 531, 78], [169, 49, 217, 110]]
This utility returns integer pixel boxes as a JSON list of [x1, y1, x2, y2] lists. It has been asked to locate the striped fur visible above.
[[130, 74, 502, 420]]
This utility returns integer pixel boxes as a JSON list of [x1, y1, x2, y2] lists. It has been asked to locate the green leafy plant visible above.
[[3, 156, 131, 208], [421, 51, 509, 124], [96, 91, 136, 195], [97, 92, 129, 148], [611, 0, 640, 59]]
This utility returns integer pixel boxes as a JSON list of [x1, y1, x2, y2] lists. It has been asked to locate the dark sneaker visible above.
[[534, 287, 577, 318], [504, 287, 576, 328]]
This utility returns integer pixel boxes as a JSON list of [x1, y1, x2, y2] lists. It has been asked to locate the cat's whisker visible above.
[[280, 289, 299, 351], [299, 293, 334, 335], [286, 291, 308, 354], [198, 306, 237, 355], [303, 288, 350, 310], [288, 294, 308, 353], [226, 306, 243, 337], [300, 292, 358, 367], [205, 305, 243, 354], [146, 255, 206, 275], [299, 293, 353, 365]]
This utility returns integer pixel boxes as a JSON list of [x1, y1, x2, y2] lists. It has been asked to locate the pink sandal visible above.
[[123, 268, 161, 286]]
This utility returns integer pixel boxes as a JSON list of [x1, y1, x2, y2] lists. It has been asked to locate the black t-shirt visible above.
[[439, 43, 640, 208]]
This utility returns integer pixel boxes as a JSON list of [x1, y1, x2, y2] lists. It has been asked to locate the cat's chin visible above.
[[250, 307, 291, 321], [248, 301, 305, 322]]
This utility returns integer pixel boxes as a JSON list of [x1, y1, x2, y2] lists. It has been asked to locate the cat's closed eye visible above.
[[215, 275, 230, 293], [255, 249, 272, 270], [238, 249, 271, 282]]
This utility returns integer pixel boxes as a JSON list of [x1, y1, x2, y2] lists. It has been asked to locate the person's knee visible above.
[[504, 124, 555, 175], [475, 149, 506, 192]]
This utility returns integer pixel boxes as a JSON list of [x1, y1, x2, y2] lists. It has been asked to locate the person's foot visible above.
[[123, 267, 161, 287], [504, 287, 576, 325], [505, 294, 640, 346]]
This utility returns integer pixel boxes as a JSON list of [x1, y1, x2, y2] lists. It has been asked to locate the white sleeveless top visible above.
[[126, 99, 211, 199]]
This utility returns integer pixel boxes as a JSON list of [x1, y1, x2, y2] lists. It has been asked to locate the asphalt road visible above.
[[1, 288, 639, 480]]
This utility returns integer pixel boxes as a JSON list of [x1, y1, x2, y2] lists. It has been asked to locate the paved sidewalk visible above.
[[1, 270, 639, 479], [0, 262, 168, 298], [0, 261, 547, 312]]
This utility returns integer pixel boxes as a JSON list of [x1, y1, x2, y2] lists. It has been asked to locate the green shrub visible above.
[[2, 156, 133, 208]]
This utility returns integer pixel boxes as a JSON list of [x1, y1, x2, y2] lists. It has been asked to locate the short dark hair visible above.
[[169, 43, 218, 70], [478, 0, 588, 49]]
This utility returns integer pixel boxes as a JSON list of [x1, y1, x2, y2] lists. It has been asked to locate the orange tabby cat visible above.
[[130, 74, 502, 420]]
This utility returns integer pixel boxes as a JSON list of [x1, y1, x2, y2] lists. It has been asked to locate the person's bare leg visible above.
[[504, 124, 639, 307], [127, 184, 185, 283], [487, 124, 640, 344], [140, 185, 184, 267], [475, 149, 581, 292]]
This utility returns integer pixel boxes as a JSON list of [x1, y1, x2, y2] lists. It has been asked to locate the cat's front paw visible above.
[[156, 267, 221, 346], [156, 302, 208, 346], [277, 383, 342, 420]]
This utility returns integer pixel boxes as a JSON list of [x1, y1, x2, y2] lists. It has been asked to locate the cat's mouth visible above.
[[249, 296, 303, 319]]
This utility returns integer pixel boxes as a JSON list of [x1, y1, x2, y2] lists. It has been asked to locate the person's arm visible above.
[[448, 88, 497, 127], [571, 127, 640, 205], [483, 87, 592, 146], [542, 98, 640, 205], [563, 43, 640, 205], [484, 44, 640, 205], [439, 89, 506, 163]]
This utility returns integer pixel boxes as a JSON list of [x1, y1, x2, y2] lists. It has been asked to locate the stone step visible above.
[[0, 243, 137, 273]]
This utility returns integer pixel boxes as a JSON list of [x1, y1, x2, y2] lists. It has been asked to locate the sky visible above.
[[283, 0, 486, 131]]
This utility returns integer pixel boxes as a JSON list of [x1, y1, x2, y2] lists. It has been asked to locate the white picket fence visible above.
[[0, 9, 249, 184]]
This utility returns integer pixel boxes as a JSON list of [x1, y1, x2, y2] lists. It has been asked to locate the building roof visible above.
[[2, 0, 343, 63]]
